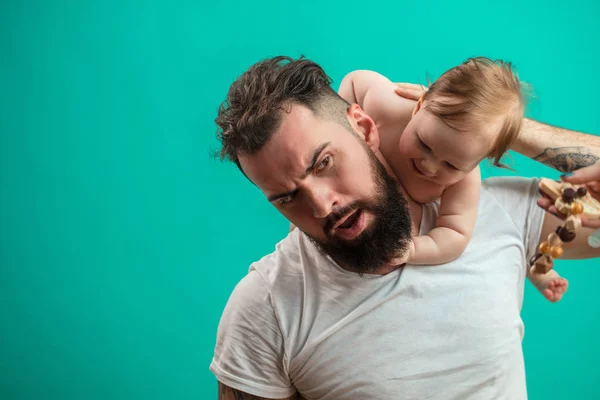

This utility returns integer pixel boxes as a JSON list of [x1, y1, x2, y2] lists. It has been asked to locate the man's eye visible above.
[[316, 156, 330, 171], [279, 194, 294, 206]]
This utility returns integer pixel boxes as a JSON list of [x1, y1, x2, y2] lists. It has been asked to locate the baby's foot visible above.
[[542, 277, 569, 303]]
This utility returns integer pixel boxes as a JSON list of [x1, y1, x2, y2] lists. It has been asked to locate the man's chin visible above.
[[308, 237, 407, 275]]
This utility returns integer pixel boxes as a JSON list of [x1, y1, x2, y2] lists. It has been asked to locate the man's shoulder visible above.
[[235, 229, 320, 305], [481, 175, 538, 202], [477, 176, 545, 245], [250, 229, 312, 280], [218, 229, 319, 346], [482, 175, 538, 193]]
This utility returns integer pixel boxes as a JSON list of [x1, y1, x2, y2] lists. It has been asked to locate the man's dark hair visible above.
[[215, 56, 351, 170]]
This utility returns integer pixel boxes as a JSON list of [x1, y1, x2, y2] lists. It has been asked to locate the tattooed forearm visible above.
[[533, 146, 600, 173], [218, 382, 301, 400], [514, 119, 600, 171]]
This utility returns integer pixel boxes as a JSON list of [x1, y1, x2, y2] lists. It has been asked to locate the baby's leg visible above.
[[527, 267, 569, 303]]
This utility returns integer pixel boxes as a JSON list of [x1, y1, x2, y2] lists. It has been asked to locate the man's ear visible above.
[[347, 103, 380, 153], [412, 94, 425, 117]]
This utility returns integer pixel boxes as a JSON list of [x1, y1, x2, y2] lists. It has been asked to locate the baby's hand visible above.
[[394, 82, 428, 101]]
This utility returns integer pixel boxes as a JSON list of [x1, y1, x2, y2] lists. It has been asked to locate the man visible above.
[[211, 56, 600, 399]]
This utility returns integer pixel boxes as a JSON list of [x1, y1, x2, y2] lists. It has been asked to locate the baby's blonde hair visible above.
[[423, 57, 528, 167]]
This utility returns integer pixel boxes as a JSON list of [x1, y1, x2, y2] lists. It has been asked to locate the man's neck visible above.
[[375, 151, 422, 238]]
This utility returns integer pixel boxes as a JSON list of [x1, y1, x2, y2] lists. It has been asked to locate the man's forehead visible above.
[[277, 104, 319, 135], [267, 106, 319, 153], [239, 107, 330, 188]]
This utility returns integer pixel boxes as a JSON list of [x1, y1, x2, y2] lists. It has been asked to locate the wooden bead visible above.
[[529, 252, 543, 266], [548, 232, 562, 246], [561, 188, 576, 203], [556, 226, 576, 242], [554, 198, 571, 215], [539, 241, 551, 254], [571, 202, 584, 215], [532, 255, 554, 274], [550, 246, 563, 258], [565, 215, 582, 231]]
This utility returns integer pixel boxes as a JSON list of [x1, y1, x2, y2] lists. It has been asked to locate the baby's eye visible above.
[[445, 161, 459, 170], [418, 138, 431, 152]]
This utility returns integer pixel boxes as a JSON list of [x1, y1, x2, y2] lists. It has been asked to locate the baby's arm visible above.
[[409, 167, 481, 264]]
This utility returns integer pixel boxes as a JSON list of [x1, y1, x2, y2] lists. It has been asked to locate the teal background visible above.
[[1, 0, 599, 398]]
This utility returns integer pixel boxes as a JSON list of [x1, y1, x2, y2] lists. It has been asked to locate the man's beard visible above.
[[307, 146, 412, 275]]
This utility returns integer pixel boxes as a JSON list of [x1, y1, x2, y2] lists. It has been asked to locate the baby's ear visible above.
[[412, 95, 426, 117], [347, 103, 380, 152]]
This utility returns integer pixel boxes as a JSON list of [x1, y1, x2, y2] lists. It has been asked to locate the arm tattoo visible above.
[[533, 146, 600, 173]]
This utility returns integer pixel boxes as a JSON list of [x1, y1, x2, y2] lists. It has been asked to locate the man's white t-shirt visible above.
[[210, 177, 545, 399]]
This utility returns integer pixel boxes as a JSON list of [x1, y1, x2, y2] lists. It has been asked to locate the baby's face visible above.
[[398, 107, 493, 186]]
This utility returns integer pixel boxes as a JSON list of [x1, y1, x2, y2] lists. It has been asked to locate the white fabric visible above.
[[210, 177, 546, 399]]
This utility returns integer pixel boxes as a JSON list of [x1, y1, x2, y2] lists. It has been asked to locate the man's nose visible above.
[[420, 158, 438, 176], [306, 184, 336, 219]]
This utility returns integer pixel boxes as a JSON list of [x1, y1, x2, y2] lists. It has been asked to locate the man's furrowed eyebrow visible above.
[[266, 142, 331, 203], [304, 142, 331, 175]]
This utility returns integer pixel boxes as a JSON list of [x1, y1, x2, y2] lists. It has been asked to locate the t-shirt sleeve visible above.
[[210, 270, 295, 399], [482, 176, 546, 261]]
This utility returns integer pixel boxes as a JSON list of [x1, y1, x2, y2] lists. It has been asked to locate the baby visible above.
[[337, 57, 568, 302]]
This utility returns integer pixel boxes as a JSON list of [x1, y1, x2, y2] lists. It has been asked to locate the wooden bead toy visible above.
[[529, 179, 596, 274]]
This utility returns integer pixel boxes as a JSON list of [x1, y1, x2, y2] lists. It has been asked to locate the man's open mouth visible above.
[[337, 209, 361, 229], [330, 209, 365, 240]]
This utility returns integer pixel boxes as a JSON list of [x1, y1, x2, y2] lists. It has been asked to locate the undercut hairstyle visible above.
[[215, 56, 352, 171]]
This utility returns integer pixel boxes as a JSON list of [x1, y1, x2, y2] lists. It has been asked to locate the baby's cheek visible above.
[[445, 172, 469, 185], [397, 135, 412, 156]]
